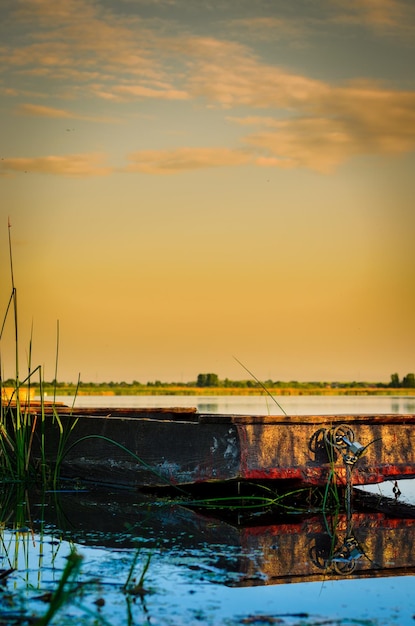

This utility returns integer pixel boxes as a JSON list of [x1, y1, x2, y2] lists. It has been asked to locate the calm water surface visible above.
[[3, 395, 414, 625], [51, 393, 415, 416]]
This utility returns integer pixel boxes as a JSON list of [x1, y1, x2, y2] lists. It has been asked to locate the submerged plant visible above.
[[183, 482, 341, 518]]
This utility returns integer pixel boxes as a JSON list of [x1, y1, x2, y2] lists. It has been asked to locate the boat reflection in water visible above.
[[5, 484, 412, 589]]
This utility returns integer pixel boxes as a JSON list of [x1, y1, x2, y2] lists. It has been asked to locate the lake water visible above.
[[51, 392, 415, 415], [2, 395, 414, 625]]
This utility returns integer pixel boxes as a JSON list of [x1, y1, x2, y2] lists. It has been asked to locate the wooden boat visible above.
[[27, 405, 415, 489]]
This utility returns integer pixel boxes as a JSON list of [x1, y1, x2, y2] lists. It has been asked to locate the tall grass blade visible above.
[[233, 355, 287, 415], [35, 549, 83, 626], [53, 320, 59, 406]]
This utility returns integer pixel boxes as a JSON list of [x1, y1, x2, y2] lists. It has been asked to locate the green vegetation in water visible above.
[[182, 484, 341, 518], [0, 486, 157, 626], [0, 223, 42, 484], [0, 223, 80, 488], [35, 549, 84, 626]]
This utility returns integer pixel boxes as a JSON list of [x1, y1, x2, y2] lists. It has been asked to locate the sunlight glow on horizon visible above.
[[0, 0, 414, 383]]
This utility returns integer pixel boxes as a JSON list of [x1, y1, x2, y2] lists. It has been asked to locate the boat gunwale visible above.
[[26, 408, 415, 425]]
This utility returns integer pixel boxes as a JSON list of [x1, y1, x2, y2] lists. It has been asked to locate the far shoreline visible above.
[[41, 386, 415, 397]]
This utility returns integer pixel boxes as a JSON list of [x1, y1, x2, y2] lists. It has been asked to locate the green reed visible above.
[[123, 547, 153, 596], [0, 324, 48, 483], [34, 549, 84, 626], [183, 481, 341, 516], [0, 223, 71, 486], [233, 355, 288, 415], [0, 486, 153, 626]]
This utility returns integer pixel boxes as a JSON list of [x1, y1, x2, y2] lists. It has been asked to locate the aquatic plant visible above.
[[0, 223, 76, 486], [0, 486, 158, 626], [233, 355, 288, 415], [0, 223, 37, 481], [182, 481, 342, 519], [34, 549, 84, 626], [123, 547, 152, 597]]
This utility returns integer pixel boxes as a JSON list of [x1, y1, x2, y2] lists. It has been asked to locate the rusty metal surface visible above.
[[31, 410, 415, 488], [200, 413, 415, 425], [37, 413, 241, 487], [234, 417, 415, 485], [233, 512, 415, 586]]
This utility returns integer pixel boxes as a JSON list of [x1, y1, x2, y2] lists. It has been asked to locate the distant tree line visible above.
[[2, 372, 414, 388], [197, 373, 219, 387], [390, 373, 415, 388], [194, 373, 415, 389]]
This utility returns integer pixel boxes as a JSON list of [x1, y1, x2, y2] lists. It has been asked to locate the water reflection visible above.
[[1, 487, 414, 587], [1, 485, 414, 625], [49, 393, 415, 416]]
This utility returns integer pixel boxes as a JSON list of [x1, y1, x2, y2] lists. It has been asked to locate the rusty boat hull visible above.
[[29, 406, 415, 489]]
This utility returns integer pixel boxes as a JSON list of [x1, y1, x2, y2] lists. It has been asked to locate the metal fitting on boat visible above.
[[333, 535, 363, 562], [340, 436, 366, 465], [330, 535, 364, 574], [324, 425, 366, 466]]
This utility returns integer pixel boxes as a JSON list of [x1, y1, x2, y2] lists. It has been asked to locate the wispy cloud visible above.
[[248, 118, 360, 173], [112, 85, 189, 101], [15, 103, 83, 118], [226, 16, 305, 42], [184, 50, 327, 109], [125, 147, 251, 174], [0, 153, 112, 177], [232, 84, 415, 172], [15, 103, 119, 123], [328, 0, 415, 35], [2, 1, 166, 96], [179, 41, 415, 171], [3, 0, 415, 174]]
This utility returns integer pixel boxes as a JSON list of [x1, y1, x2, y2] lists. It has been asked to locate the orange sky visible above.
[[1, 0, 415, 383]]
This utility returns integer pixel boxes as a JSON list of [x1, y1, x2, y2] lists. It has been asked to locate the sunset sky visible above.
[[1, 0, 414, 384]]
